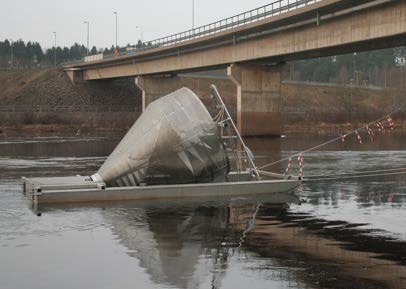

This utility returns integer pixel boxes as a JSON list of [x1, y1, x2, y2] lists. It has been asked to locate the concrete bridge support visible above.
[[227, 64, 282, 136], [135, 64, 283, 136], [66, 69, 84, 84], [135, 75, 182, 111], [135, 74, 238, 121]]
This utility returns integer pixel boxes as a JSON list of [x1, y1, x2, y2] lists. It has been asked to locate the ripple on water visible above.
[[0, 136, 406, 289]]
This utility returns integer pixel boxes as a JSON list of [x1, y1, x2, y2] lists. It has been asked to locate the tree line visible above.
[[289, 47, 406, 87]]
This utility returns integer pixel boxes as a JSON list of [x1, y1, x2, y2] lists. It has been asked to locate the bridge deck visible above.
[[67, 0, 376, 69], [65, 0, 406, 80]]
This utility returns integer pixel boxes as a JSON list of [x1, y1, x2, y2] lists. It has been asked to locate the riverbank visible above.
[[281, 81, 406, 134], [0, 69, 141, 107], [0, 124, 130, 138], [0, 69, 141, 137], [283, 120, 406, 134], [0, 69, 405, 137]]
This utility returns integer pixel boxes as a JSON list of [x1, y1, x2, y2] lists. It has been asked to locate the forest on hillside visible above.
[[289, 47, 406, 88], [1, 38, 406, 88]]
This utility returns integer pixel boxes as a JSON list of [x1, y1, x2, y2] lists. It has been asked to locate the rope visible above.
[[259, 104, 406, 170]]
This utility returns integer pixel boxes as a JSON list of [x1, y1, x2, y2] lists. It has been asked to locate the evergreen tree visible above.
[[90, 46, 97, 54]]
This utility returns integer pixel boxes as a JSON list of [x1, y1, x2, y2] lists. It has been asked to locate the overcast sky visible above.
[[1, 0, 271, 49]]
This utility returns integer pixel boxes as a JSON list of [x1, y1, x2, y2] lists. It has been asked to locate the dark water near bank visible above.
[[0, 134, 406, 289]]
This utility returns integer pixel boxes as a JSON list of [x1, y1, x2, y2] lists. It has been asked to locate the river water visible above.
[[0, 134, 405, 289]]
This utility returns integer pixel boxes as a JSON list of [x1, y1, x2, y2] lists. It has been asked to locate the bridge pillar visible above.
[[227, 64, 283, 136], [65, 69, 84, 84], [135, 75, 182, 112], [135, 74, 237, 120], [135, 68, 282, 136]]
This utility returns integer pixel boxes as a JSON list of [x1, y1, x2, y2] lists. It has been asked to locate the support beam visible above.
[[65, 69, 83, 84], [227, 64, 283, 136]]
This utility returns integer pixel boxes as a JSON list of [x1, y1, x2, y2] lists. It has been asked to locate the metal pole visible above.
[[53, 32, 56, 67], [210, 84, 260, 179], [192, 0, 195, 28], [9, 38, 13, 69], [114, 12, 118, 48], [84, 21, 89, 55], [136, 26, 143, 42], [87, 22, 90, 54]]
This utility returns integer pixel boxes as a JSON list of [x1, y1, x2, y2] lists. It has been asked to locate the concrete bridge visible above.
[[65, 0, 406, 136]]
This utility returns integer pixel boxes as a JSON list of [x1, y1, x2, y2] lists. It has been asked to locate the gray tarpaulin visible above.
[[92, 87, 229, 187]]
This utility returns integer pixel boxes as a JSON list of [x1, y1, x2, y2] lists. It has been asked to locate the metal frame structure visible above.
[[209, 84, 260, 180]]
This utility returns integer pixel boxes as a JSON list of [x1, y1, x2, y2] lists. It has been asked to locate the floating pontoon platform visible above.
[[22, 174, 300, 206]]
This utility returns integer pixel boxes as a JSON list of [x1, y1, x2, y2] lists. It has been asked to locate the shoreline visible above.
[[0, 124, 129, 139], [283, 121, 406, 134], [2, 122, 406, 138]]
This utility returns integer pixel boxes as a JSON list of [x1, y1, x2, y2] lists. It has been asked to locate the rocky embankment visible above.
[[0, 69, 142, 137], [0, 69, 141, 107]]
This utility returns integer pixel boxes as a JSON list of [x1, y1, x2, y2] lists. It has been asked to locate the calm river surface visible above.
[[1, 134, 405, 289]]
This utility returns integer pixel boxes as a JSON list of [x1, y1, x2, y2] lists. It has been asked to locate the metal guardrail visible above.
[[0, 106, 142, 113], [66, 0, 322, 64], [135, 0, 320, 50]]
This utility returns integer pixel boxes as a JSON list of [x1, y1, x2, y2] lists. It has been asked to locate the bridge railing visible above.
[[69, 0, 321, 64], [138, 0, 320, 50]]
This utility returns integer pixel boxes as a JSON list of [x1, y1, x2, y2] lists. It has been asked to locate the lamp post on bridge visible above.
[[9, 38, 13, 70], [114, 12, 118, 48], [83, 21, 90, 55], [136, 26, 143, 43], [192, 0, 195, 29], [53, 32, 56, 67]]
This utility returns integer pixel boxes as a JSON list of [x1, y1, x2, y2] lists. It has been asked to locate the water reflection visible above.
[[0, 137, 116, 179], [1, 135, 406, 289], [53, 197, 314, 289], [293, 150, 406, 239], [0, 137, 117, 158], [35, 196, 405, 289]]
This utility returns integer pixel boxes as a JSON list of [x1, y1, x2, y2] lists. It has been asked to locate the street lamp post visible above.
[[192, 0, 195, 29], [9, 38, 13, 69], [114, 12, 118, 48], [53, 32, 56, 67], [84, 21, 89, 55], [136, 26, 143, 43]]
